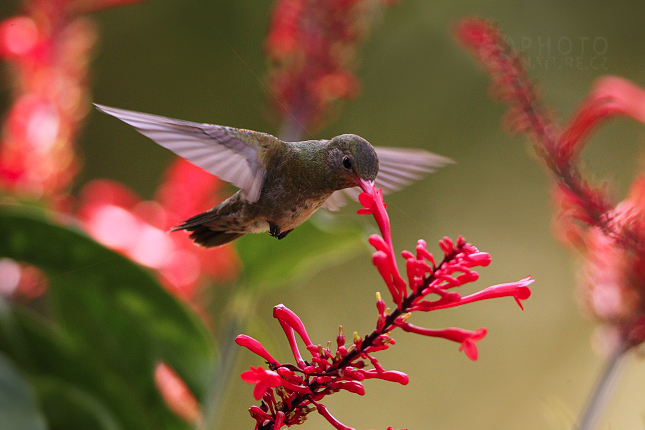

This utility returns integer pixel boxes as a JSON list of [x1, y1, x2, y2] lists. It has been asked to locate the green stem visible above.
[[200, 287, 257, 430], [576, 338, 628, 430]]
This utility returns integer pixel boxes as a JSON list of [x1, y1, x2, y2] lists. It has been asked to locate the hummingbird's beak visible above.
[[357, 178, 375, 194]]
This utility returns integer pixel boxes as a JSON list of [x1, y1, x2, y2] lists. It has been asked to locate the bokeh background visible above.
[[2, 1, 645, 430]]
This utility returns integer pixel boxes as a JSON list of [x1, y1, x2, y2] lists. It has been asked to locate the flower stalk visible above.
[[236, 182, 532, 430]]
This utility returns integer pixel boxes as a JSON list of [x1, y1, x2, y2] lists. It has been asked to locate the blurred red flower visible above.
[[457, 17, 645, 349], [265, 0, 399, 140], [0, 0, 144, 202], [154, 362, 201, 425], [77, 159, 241, 300]]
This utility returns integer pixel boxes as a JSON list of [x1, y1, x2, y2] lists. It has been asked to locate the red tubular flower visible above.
[[272, 411, 286, 430], [327, 380, 365, 396], [359, 183, 407, 306], [314, 402, 355, 430], [274, 304, 317, 352], [236, 334, 280, 365], [559, 77, 645, 160], [241, 366, 283, 401], [357, 369, 409, 385], [274, 304, 311, 369], [399, 325, 487, 361]]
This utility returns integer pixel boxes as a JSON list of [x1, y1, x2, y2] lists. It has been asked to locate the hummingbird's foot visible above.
[[269, 222, 280, 238], [277, 229, 293, 240], [269, 223, 293, 240]]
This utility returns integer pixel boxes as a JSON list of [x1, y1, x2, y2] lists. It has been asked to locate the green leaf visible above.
[[234, 213, 366, 290], [0, 351, 47, 430], [0, 207, 215, 430], [33, 375, 122, 430]]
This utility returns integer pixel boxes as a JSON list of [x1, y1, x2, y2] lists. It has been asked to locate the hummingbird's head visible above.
[[328, 134, 379, 189]]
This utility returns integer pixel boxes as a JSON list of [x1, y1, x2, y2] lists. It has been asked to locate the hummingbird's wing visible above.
[[94, 104, 277, 203], [322, 147, 453, 210]]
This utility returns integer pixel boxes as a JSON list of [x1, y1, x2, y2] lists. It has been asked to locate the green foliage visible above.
[[0, 208, 215, 430], [235, 215, 366, 290], [0, 350, 47, 430]]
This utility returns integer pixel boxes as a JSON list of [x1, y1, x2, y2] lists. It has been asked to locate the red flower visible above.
[[77, 159, 240, 300], [241, 366, 282, 401]]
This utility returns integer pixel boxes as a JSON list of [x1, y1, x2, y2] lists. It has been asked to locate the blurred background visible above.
[[2, 1, 645, 430]]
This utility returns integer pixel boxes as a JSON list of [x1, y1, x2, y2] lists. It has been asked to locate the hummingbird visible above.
[[94, 104, 452, 247]]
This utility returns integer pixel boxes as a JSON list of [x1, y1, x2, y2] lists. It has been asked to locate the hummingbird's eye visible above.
[[342, 156, 353, 170]]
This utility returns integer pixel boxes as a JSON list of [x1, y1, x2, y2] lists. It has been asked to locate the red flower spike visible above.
[[236, 335, 280, 365], [265, 0, 398, 137], [238, 178, 532, 429], [0, 0, 143, 203]]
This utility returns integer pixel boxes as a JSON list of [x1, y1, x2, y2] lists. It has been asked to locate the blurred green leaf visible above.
[[234, 215, 366, 290], [33, 375, 122, 430], [0, 351, 47, 430], [0, 208, 215, 430]]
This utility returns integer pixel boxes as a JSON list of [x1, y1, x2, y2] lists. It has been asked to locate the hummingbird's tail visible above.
[[185, 226, 245, 248], [171, 211, 245, 247]]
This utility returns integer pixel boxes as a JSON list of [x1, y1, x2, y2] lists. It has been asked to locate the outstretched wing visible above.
[[94, 104, 279, 203], [323, 146, 453, 210]]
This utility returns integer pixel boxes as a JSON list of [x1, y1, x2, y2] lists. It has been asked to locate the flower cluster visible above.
[[457, 18, 645, 349], [77, 158, 240, 300], [236, 182, 532, 430], [0, 0, 142, 202], [265, 0, 399, 140]]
